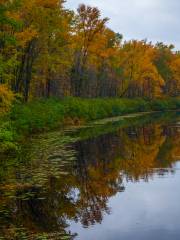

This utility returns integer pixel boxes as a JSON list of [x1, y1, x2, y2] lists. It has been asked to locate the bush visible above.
[[11, 98, 65, 134], [0, 84, 14, 115], [0, 97, 180, 153], [9, 97, 180, 136], [150, 98, 180, 111], [0, 119, 17, 153]]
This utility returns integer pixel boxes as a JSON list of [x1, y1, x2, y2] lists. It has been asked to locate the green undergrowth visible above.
[[0, 97, 180, 153]]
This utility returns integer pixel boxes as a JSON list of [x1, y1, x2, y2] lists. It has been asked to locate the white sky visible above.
[[65, 0, 180, 50]]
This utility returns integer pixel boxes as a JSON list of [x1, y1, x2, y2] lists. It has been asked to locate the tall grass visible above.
[[1, 97, 180, 153]]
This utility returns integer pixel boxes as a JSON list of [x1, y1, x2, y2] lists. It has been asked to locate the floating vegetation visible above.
[[1, 112, 180, 239]]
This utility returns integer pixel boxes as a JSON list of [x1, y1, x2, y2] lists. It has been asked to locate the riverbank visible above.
[[1, 97, 180, 153]]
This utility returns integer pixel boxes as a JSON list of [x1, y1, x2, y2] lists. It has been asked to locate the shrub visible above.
[[1, 96, 180, 153], [0, 119, 17, 153], [0, 84, 14, 115]]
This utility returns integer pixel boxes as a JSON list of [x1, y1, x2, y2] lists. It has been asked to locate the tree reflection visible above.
[[0, 114, 180, 239]]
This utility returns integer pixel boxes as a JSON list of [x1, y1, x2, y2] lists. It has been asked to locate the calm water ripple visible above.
[[0, 112, 180, 239]]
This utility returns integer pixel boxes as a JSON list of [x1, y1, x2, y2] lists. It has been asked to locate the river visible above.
[[0, 112, 180, 239]]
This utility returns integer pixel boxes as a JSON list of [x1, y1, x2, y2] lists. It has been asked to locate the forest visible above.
[[1, 0, 180, 102], [0, 0, 180, 152], [1, 1, 180, 239]]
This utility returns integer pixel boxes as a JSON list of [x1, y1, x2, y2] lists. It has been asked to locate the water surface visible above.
[[0, 112, 180, 239]]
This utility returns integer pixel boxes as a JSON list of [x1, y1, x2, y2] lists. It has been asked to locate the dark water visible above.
[[0, 112, 180, 239]]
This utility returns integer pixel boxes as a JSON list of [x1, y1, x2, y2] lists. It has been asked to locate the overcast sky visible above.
[[65, 0, 180, 50]]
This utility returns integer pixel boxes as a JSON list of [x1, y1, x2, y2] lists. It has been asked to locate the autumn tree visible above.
[[87, 29, 122, 97], [118, 40, 164, 98], [0, 0, 21, 83], [0, 0, 19, 112], [168, 53, 180, 96], [71, 4, 108, 96], [0, 0, 72, 101], [0, 1, 179, 101], [29, 0, 73, 98], [13, 0, 67, 100], [154, 42, 174, 96]]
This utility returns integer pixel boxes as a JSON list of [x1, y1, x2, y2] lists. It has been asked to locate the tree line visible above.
[[0, 0, 180, 104]]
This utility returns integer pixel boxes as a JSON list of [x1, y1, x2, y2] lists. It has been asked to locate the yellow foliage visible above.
[[0, 85, 14, 114], [15, 27, 38, 47], [35, 0, 59, 8], [118, 40, 165, 98], [169, 56, 180, 96]]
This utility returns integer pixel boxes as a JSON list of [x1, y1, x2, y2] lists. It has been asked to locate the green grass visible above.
[[0, 116, 18, 153], [1, 97, 180, 153]]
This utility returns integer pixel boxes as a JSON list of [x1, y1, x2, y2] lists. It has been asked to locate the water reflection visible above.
[[0, 112, 180, 239]]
